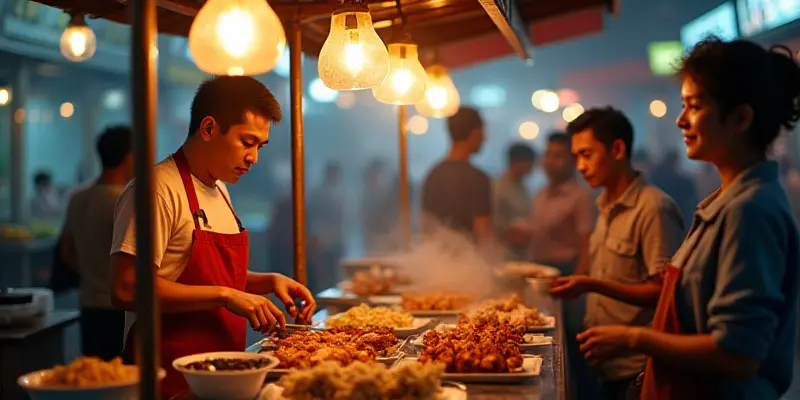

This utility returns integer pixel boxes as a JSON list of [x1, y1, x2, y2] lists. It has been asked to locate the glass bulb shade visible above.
[[318, 8, 389, 90], [414, 64, 460, 118], [189, 0, 286, 76], [372, 43, 427, 105], [60, 24, 97, 62]]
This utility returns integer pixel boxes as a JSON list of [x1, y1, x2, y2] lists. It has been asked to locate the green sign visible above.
[[647, 41, 684, 76]]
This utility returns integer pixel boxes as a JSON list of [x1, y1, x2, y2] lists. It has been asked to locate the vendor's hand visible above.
[[270, 274, 317, 322], [549, 275, 594, 299], [223, 288, 286, 333], [577, 325, 638, 366]]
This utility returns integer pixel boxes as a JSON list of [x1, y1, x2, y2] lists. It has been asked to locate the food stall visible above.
[[17, 0, 617, 399]]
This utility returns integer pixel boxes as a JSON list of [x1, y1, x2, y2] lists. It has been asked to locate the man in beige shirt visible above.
[[550, 107, 685, 400]]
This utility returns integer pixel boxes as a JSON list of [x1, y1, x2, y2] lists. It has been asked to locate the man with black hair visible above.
[[494, 142, 535, 259], [421, 106, 492, 242], [109, 76, 316, 398], [61, 125, 133, 360], [549, 107, 685, 400]]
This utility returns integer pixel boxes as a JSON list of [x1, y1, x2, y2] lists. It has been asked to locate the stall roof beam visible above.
[[477, 0, 531, 60]]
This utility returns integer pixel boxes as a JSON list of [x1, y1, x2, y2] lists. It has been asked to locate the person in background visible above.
[[649, 150, 699, 225], [360, 159, 398, 255], [60, 125, 133, 360], [571, 38, 800, 400], [109, 76, 315, 398], [308, 161, 345, 294], [493, 142, 536, 260], [30, 171, 62, 220], [530, 132, 597, 399], [549, 107, 685, 400], [421, 107, 492, 243]]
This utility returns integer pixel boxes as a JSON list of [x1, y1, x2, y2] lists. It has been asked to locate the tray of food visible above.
[[256, 327, 406, 376], [404, 319, 543, 383], [17, 356, 166, 400], [400, 292, 474, 317], [494, 262, 561, 280], [318, 304, 437, 338], [337, 264, 413, 297], [411, 323, 553, 348], [460, 293, 556, 332], [261, 361, 465, 400]]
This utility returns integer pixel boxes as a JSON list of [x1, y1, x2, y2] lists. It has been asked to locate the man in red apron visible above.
[[109, 76, 316, 398]]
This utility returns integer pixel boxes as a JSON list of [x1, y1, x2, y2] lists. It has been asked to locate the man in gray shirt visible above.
[[494, 143, 535, 259], [61, 126, 133, 360], [549, 107, 685, 400], [421, 107, 492, 243]]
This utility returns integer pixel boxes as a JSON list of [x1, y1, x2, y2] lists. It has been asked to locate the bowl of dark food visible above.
[[173, 352, 279, 400]]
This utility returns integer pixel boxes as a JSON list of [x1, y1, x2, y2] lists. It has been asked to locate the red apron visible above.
[[640, 263, 717, 399], [123, 148, 249, 399]]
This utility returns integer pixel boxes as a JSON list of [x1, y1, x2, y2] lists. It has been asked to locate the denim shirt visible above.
[[671, 161, 800, 398]]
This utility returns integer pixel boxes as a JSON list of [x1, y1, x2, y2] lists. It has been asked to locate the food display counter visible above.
[[241, 295, 569, 400]]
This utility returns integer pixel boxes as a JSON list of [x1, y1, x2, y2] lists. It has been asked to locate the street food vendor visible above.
[[109, 76, 316, 398], [550, 106, 686, 400], [562, 38, 800, 399]]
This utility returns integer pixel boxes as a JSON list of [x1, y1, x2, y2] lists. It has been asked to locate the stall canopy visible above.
[[29, 0, 618, 68]]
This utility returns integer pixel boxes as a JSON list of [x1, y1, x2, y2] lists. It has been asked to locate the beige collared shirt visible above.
[[586, 174, 686, 381]]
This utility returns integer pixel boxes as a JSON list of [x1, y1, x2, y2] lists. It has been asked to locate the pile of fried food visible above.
[[270, 327, 401, 369], [460, 293, 548, 330], [326, 304, 414, 328], [401, 292, 474, 311], [279, 361, 444, 400], [40, 357, 137, 387], [349, 265, 410, 297], [417, 318, 524, 373]]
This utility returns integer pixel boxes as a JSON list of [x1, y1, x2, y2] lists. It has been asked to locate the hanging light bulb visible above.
[[415, 64, 460, 118], [60, 14, 97, 62], [0, 87, 10, 107], [189, 0, 286, 76], [318, 5, 389, 90], [372, 39, 427, 105]]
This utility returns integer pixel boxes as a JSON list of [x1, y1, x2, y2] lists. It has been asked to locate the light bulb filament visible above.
[[216, 7, 254, 58], [69, 30, 87, 56], [344, 30, 364, 75]]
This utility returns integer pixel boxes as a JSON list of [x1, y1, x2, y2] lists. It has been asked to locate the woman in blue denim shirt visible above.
[[571, 38, 800, 399]]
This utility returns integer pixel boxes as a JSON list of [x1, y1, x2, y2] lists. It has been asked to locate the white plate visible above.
[[319, 315, 436, 339], [260, 383, 466, 400], [495, 262, 561, 279], [399, 356, 542, 383], [527, 315, 556, 332]]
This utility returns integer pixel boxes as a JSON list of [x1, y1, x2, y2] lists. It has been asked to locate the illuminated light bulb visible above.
[[60, 14, 96, 62], [189, 0, 286, 76], [562, 103, 585, 122], [519, 121, 539, 140], [318, 5, 389, 90], [0, 88, 10, 106], [408, 114, 429, 135], [650, 100, 667, 118], [539, 91, 560, 113], [60, 102, 74, 118], [414, 64, 460, 118], [373, 42, 427, 105]]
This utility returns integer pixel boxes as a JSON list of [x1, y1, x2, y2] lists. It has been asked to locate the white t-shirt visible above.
[[110, 156, 242, 341]]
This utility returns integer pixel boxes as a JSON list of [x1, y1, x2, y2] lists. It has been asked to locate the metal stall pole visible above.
[[397, 105, 410, 250], [131, 0, 160, 398], [289, 14, 307, 287], [10, 60, 28, 224]]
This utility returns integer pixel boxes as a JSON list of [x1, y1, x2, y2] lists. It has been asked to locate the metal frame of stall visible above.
[[26, 0, 609, 397], [128, 3, 531, 397]]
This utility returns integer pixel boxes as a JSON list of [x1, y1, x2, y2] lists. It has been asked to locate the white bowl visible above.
[[18, 366, 165, 400], [173, 352, 279, 400]]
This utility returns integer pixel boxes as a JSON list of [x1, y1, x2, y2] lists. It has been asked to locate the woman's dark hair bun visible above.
[[768, 45, 800, 131]]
